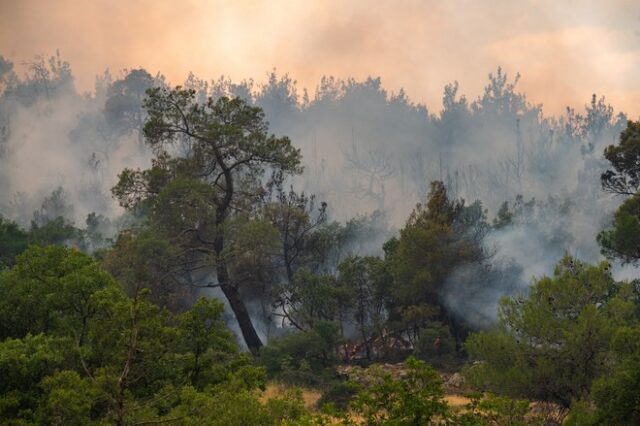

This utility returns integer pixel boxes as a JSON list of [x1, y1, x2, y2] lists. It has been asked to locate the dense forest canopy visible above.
[[0, 50, 640, 424]]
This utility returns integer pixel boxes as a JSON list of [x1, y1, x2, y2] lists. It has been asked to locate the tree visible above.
[[598, 194, 640, 263], [105, 68, 157, 144], [29, 216, 79, 247], [12, 51, 74, 103], [465, 257, 636, 409], [0, 55, 15, 96], [38, 370, 96, 426], [176, 297, 237, 387], [343, 135, 396, 212], [492, 201, 513, 229], [385, 181, 487, 347], [262, 182, 328, 329], [102, 229, 194, 311], [598, 121, 640, 263], [590, 326, 640, 425], [601, 120, 640, 196], [0, 216, 28, 268], [338, 255, 390, 361], [284, 268, 348, 332], [0, 245, 117, 341], [255, 70, 300, 133], [31, 186, 74, 227], [113, 87, 302, 354], [0, 333, 71, 422], [259, 321, 341, 383], [27, 187, 80, 247], [263, 181, 327, 286]]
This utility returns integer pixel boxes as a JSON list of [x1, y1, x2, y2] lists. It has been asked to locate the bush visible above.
[[317, 381, 360, 412], [414, 322, 457, 368], [260, 322, 341, 385], [349, 356, 451, 424]]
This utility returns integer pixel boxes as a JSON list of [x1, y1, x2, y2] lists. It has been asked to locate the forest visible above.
[[0, 51, 639, 425]]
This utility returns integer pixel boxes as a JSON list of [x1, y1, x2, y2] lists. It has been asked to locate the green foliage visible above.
[[83, 212, 113, 251], [465, 256, 635, 408], [601, 120, 640, 196], [413, 322, 457, 367], [260, 322, 341, 385], [38, 370, 96, 426], [153, 177, 218, 235], [0, 245, 118, 340], [463, 392, 534, 426], [317, 381, 361, 412], [598, 194, 640, 263], [349, 357, 451, 425], [492, 201, 513, 229], [0, 334, 71, 421], [265, 388, 309, 424], [261, 182, 327, 277], [337, 255, 390, 361], [223, 214, 281, 296], [599, 120, 640, 264], [27, 187, 81, 247], [29, 216, 79, 247], [0, 216, 28, 268], [153, 381, 308, 426], [112, 87, 303, 354], [589, 326, 640, 424], [159, 384, 273, 426], [0, 245, 268, 425], [563, 400, 598, 426], [176, 297, 238, 387], [102, 229, 190, 310], [286, 268, 349, 330], [105, 68, 155, 138], [385, 181, 487, 347]]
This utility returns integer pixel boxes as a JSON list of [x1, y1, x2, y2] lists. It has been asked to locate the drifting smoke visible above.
[[0, 52, 634, 328], [0, 53, 154, 230]]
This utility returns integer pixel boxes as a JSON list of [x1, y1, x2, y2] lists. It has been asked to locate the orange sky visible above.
[[1, 0, 639, 116]]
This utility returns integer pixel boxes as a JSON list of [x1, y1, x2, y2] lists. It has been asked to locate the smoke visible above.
[[2, 1, 639, 116], [0, 52, 635, 330], [238, 70, 632, 328], [444, 189, 621, 327], [0, 55, 154, 231], [443, 260, 523, 328], [1, 97, 147, 226]]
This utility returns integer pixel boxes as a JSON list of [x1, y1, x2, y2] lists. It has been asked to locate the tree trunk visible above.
[[219, 278, 263, 355], [214, 233, 263, 355]]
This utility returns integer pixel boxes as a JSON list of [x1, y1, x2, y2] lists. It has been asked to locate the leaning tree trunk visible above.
[[219, 276, 263, 355], [214, 235, 263, 355]]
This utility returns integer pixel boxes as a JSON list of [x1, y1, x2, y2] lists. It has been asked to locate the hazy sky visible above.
[[1, 0, 639, 116]]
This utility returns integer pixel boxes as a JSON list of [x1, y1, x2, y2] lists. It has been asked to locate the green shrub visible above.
[[317, 381, 360, 412], [260, 321, 341, 385]]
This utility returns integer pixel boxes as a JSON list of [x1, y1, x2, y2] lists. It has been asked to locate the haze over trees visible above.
[[0, 51, 639, 424]]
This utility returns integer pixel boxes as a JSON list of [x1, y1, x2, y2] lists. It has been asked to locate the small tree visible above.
[[386, 181, 487, 347]]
